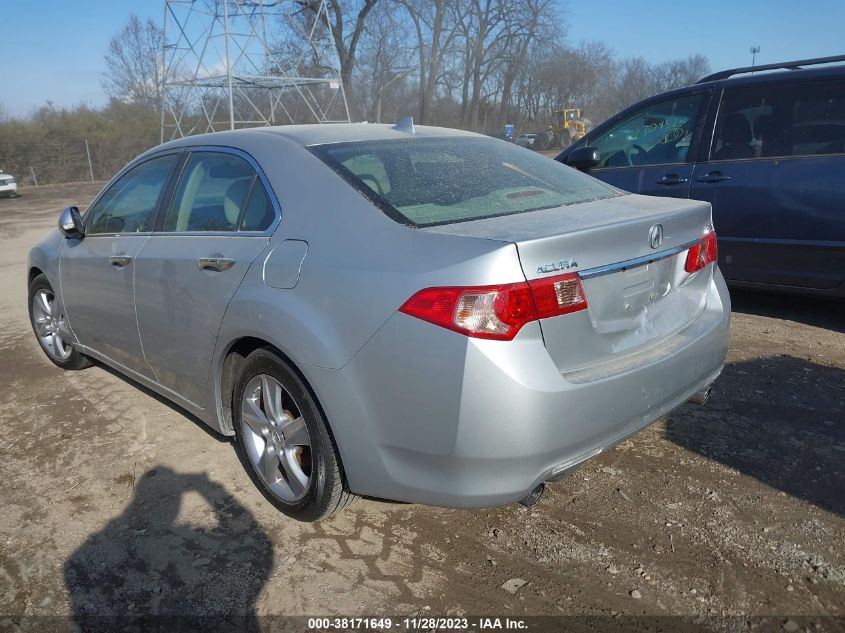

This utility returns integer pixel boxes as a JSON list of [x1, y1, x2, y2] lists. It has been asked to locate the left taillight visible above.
[[398, 272, 588, 341], [685, 230, 718, 273]]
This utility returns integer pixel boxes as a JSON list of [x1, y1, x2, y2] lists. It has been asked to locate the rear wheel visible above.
[[233, 348, 356, 521], [28, 274, 91, 370]]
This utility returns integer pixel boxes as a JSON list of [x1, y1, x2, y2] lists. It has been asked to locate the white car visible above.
[[0, 172, 17, 198], [516, 133, 537, 148]]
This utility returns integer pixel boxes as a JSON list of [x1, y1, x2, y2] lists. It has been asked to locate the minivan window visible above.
[[87, 154, 178, 234], [163, 152, 274, 232], [588, 93, 705, 169], [711, 79, 845, 160], [310, 137, 617, 227]]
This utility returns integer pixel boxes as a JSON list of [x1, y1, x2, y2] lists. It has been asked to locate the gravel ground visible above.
[[0, 183, 843, 632]]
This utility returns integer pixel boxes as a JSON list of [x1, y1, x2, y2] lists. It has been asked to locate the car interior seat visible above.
[[713, 112, 755, 160]]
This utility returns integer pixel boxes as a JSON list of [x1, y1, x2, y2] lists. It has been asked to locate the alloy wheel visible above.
[[31, 289, 73, 361], [240, 374, 313, 502]]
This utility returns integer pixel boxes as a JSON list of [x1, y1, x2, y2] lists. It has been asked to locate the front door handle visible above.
[[109, 255, 132, 268], [695, 171, 732, 183], [656, 173, 689, 186], [197, 257, 236, 272]]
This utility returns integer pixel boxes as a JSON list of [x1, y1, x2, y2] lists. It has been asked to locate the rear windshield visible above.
[[309, 137, 618, 227]]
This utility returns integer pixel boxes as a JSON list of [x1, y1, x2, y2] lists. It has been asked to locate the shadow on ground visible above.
[[666, 355, 845, 517], [64, 467, 272, 632], [92, 360, 229, 444], [730, 288, 845, 334]]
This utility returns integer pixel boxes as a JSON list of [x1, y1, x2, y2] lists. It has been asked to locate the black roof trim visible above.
[[697, 54, 845, 83]]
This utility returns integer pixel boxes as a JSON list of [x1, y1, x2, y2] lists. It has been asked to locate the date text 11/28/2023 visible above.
[[306, 617, 528, 630]]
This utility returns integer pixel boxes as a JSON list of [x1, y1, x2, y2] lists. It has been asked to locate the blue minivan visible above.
[[557, 56, 845, 297]]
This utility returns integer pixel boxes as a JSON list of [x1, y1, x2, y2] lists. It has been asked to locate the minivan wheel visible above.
[[28, 274, 91, 370], [232, 348, 356, 521]]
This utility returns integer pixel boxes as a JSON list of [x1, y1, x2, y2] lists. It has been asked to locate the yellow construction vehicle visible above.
[[551, 107, 591, 149]]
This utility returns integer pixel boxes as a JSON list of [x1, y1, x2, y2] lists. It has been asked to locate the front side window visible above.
[[87, 154, 178, 234], [162, 152, 275, 232], [589, 93, 706, 169], [310, 137, 617, 227], [712, 79, 845, 161]]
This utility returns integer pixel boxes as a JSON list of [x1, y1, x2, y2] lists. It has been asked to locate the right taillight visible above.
[[685, 230, 718, 273], [398, 272, 588, 341], [527, 272, 588, 318]]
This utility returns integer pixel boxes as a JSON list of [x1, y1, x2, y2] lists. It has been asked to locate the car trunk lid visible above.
[[422, 193, 715, 374]]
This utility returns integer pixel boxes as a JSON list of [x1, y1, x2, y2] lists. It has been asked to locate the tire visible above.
[[559, 131, 572, 150], [28, 274, 91, 370], [232, 348, 356, 522]]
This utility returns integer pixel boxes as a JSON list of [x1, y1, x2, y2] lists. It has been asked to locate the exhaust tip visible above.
[[689, 386, 712, 406], [519, 482, 545, 507]]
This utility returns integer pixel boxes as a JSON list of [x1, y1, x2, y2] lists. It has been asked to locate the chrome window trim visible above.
[[155, 145, 282, 237], [578, 239, 700, 280], [83, 145, 282, 238]]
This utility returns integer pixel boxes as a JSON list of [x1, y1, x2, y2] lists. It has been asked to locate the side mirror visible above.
[[566, 146, 601, 171], [58, 206, 85, 239]]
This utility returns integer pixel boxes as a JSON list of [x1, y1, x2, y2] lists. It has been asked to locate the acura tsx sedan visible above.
[[28, 122, 730, 521]]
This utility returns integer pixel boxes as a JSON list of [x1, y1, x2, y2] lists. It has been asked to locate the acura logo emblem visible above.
[[648, 224, 663, 249]]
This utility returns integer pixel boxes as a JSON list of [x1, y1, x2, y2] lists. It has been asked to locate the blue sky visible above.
[[2, 0, 844, 116]]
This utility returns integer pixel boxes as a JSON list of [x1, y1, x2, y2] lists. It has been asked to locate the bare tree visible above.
[[102, 15, 163, 109], [400, 0, 462, 124], [652, 54, 711, 92], [355, 5, 416, 122], [295, 0, 380, 113], [497, 0, 560, 130]]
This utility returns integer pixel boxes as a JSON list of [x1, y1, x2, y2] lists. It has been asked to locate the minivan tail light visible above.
[[398, 273, 587, 341], [685, 230, 718, 273]]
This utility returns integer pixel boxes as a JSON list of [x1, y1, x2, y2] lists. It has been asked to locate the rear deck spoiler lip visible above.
[[577, 238, 700, 280]]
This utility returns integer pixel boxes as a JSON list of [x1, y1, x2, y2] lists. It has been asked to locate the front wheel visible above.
[[559, 131, 572, 149], [233, 348, 356, 522], [28, 274, 91, 370]]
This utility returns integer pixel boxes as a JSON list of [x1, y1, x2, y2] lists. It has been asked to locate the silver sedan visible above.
[[28, 123, 730, 521]]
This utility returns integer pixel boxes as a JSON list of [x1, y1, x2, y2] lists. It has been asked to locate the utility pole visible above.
[[84, 139, 94, 182], [750, 46, 761, 70]]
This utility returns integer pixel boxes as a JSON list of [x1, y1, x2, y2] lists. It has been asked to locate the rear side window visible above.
[[712, 79, 845, 160], [162, 152, 275, 232], [310, 137, 617, 227], [88, 155, 178, 234]]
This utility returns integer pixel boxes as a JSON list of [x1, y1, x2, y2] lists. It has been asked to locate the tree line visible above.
[[0, 1, 709, 185]]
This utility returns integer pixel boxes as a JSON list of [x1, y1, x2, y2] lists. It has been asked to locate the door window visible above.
[[162, 152, 275, 232], [87, 155, 178, 234], [711, 79, 845, 160], [589, 93, 706, 169]]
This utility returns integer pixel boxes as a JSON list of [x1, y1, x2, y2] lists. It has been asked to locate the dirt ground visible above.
[[0, 183, 843, 631]]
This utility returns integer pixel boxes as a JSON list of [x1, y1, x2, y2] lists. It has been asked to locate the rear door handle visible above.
[[695, 171, 732, 183], [197, 257, 236, 272], [109, 255, 132, 268], [656, 173, 689, 185]]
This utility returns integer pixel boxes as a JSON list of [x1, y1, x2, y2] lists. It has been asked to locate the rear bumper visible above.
[[304, 268, 731, 507]]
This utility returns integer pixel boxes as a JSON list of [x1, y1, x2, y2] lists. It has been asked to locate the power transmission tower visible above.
[[161, 0, 350, 142]]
